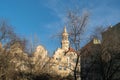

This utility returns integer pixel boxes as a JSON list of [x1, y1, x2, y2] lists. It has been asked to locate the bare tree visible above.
[[27, 34, 40, 55], [67, 10, 89, 80], [0, 20, 18, 44], [81, 25, 120, 80], [0, 20, 17, 80], [101, 25, 120, 80], [0, 20, 29, 80]]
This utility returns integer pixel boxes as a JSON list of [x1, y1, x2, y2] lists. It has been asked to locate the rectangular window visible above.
[[64, 67, 67, 70], [68, 63, 71, 67], [56, 58, 61, 61], [73, 58, 77, 62], [58, 65, 62, 70]]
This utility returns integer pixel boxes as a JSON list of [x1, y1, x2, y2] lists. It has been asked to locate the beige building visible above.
[[32, 45, 49, 73], [51, 27, 80, 77], [0, 27, 80, 78], [32, 45, 48, 62], [9, 42, 29, 71]]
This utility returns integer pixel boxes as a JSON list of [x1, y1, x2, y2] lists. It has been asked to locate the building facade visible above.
[[50, 27, 80, 77]]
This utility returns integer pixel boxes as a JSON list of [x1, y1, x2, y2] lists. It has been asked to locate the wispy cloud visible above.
[[41, 0, 83, 25], [83, 0, 120, 34], [40, 0, 120, 51]]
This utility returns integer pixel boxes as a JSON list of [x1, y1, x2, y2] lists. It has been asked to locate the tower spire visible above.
[[61, 26, 69, 51], [63, 26, 67, 33]]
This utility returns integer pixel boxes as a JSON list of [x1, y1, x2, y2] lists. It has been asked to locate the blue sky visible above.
[[0, 0, 120, 55]]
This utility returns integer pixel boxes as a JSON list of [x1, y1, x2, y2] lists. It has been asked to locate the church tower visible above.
[[61, 26, 69, 51]]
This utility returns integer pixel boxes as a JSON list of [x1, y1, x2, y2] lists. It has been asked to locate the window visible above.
[[68, 63, 71, 67], [73, 58, 77, 62], [56, 58, 61, 61], [67, 57, 70, 63], [64, 67, 67, 70], [56, 58, 58, 60], [58, 65, 62, 70]]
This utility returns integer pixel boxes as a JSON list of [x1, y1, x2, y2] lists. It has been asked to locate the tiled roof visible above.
[[64, 47, 76, 55]]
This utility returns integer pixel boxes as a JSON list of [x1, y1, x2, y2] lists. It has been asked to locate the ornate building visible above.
[[51, 27, 80, 77], [32, 45, 48, 62], [31, 45, 49, 73]]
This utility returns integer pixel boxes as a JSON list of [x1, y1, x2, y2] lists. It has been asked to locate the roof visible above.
[[64, 47, 77, 55], [81, 39, 101, 58], [68, 47, 76, 52], [102, 22, 120, 52], [102, 22, 120, 35]]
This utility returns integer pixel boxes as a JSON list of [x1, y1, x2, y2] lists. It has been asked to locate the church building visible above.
[[50, 26, 80, 77]]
